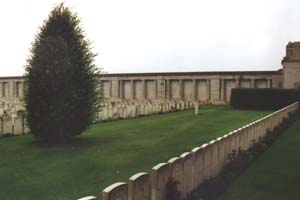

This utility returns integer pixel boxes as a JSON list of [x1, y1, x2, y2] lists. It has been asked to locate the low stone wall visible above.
[[96, 101, 195, 121], [0, 101, 194, 136], [78, 102, 299, 200]]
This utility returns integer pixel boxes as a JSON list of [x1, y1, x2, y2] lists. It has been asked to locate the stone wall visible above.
[[101, 71, 282, 104], [78, 102, 299, 200], [282, 42, 300, 89], [0, 71, 283, 106], [0, 76, 24, 100]]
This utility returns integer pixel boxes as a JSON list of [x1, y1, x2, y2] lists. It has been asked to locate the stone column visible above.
[[142, 80, 146, 99], [179, 80, 183, 100], [109, 80, 113, 98], [267, 79, 272, 88], [131, 80, 134, 99], [111, 80, 119, 99], [235, 79, 240, 88], [206, 79, 210, 100], [155, 80, 158, 99], [12, 82, 16, 97], [0, 82, 3, 98], [166, 80, 170, 100], [119, 80, 123, 99], [220, 79, 225, 101], [251, 79, 255, 88], [209, 79, 219, 102], [193, 79, 197, 101]]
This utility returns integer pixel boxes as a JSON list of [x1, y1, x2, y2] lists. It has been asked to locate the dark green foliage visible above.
[[230, 88, 300, 110], [24, 4, 100, 141]]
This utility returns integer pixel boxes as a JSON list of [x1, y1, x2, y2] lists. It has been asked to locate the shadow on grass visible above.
[[27, 136, 108, 149]]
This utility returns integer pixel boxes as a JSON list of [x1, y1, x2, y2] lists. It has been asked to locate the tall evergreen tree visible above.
[[25, 3, 100, 141]]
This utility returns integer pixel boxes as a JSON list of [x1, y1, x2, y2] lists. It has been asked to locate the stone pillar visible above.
[[193, 80, 197, 101], [8, 81, 13, 97], [129, 172, 149, 200], [111, 80, 119, 99], [103, 182, 128, 200], [179, 80, 183, 100], [206, 79, 210, 100], [220, 79, 224, 101], [267, 79, 272, 88], [131, 80, 134, 99], [142, 80, 146, 99], [251, 79, 255, 88], [209, 79, 219, 102], [151, 163, 170, 200], [119, 80, 123, 99], [166, 80, 171, 100], [235, 79, 240, 88], [155, 80, 158, 99]]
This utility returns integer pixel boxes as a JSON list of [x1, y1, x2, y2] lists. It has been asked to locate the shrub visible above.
[[230, 88, 300, 110], [24, 4, 100, 142]]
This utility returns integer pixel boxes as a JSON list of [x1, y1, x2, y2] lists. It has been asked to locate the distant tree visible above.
[[24, 3, 100, 142]]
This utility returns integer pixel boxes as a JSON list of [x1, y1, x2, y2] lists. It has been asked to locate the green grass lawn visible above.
[[218, 117, 300, 200], [0, 106, 270, 200]]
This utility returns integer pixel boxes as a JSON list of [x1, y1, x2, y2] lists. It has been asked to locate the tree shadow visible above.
[[28, 136, 100, 149]]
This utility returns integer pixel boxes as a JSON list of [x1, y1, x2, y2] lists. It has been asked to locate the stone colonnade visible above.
[[0, 71, 282, 104], [0, 77, 24, 99], [101, 71, 282, 104], [78, 102, 299, 200]]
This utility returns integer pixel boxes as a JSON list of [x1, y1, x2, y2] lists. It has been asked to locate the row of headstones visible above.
[[0, 114, 29, 135], [97, 101, 195, 121], [78, 102, 299, 200], [0, 100, 24, 116]]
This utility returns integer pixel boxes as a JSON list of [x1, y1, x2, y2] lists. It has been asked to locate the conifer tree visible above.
[[25, 3, 100, 141]]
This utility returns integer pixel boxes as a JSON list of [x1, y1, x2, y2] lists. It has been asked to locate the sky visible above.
[[0, 0, 299, 76]]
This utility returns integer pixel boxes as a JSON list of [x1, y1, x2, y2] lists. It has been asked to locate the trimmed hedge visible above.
[[230, 88, 300, 110]]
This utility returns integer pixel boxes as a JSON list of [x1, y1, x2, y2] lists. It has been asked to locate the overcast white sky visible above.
[[0, 0, 299, 76]]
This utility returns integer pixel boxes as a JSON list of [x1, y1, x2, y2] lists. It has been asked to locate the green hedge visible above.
[[230, 88, 300, 110]]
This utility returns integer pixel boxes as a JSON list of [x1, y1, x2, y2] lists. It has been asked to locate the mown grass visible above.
[[218, 117, 300, 200], [0, 106, 270, 200]]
